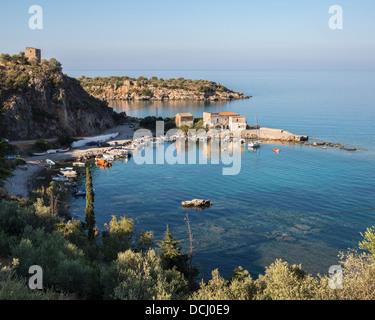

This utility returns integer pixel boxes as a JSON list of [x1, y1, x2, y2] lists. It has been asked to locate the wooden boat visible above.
[[273, 148, 280, 154]]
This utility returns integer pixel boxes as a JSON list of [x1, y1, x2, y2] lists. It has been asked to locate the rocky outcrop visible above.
[[0, 64, 122, 141], [182, 199, 213, 208], [79, 78, 251, 102], [242, 128, 309, 143]]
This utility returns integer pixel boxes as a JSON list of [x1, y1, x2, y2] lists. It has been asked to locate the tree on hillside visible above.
[[85, 168, 96, 240], [158, 225, 188, 272]]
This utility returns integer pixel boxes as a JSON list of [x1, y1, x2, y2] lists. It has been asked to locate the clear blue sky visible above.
[[1, 0, 374, 71]]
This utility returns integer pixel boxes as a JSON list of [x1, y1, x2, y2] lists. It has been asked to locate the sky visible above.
[[1, 0, 374, 71]]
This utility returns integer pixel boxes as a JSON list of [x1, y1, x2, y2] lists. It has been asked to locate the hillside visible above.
[[0, 52, 123, 141], [78, 76, 251, 101]]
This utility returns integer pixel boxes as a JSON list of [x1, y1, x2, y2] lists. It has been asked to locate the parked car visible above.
[[1, 138, 9, 143]]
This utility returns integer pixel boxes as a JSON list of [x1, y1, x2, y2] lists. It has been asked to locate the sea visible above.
[[66, 69, 375, 279]]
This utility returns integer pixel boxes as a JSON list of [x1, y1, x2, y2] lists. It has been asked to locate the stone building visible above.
[[175, 113, 194, 127], [229, 115, 247, 131], [203, 111, 245, 130], [25, 47, 41, 63]]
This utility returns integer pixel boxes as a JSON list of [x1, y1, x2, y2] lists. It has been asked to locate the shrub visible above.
[[32, 140, 49, 152], [101, 250, 189, 300]]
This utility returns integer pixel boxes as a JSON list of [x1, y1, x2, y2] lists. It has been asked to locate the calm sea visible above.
[[67, 69, 375, 278]]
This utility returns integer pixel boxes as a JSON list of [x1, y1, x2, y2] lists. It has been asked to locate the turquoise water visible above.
[[68, 70, 375, 278]]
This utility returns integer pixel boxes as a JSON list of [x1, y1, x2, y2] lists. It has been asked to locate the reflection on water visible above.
[[110, 100, 233, 118], [69, 142, 375, 278]]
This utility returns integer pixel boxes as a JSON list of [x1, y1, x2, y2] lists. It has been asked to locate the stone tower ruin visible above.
[[25, 47, 41, 63]]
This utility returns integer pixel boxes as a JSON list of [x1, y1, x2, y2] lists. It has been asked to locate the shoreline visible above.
[[5, 123, 356, 200], [3, 124, 137, 199]]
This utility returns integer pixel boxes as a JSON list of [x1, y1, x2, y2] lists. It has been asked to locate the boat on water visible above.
[[73, 187, 95, 196], [273, 148, 280, 154], [95, 158, 112, 167], [64, 182, 78, 187], [51, 175, 68, 182], [73, 162, 85, 167], [73, 188, 86, 196], [248, 140, 261, 149], [248, 115, 261, 149], [102, 154, 115, 161]]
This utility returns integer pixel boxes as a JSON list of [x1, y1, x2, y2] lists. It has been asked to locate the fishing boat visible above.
[[57, 147, 70, 153], [248, 115, 261, 149], [46, 159, 55, 166], [273, 148, 280, 154]]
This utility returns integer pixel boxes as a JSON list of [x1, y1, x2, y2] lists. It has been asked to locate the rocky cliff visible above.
[[0, 54, 122, 141], [78, 76, 251, 102]]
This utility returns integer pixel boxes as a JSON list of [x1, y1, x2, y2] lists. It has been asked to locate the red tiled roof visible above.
[[218, 112, 240, 116]]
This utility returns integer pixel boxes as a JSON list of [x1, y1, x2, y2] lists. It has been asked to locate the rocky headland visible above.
[[78, 76, 251, 102], [0, 52, 124, 141]]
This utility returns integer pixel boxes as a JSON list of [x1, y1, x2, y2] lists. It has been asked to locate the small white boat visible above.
[[102, 154, 115, 161], [57, 147, 70, 153], [64, 182, 78, 187], [46, 159, 55, 166], [60, 167, 74, 172], [47, 149, 57, 154], [248, 140, 261, 149], [73, 162, 86, 167], [52, 176, 68, 182], [33, 152, 47, 156], [60, 170, 77, 177]]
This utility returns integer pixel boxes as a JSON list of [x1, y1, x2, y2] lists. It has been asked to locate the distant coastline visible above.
[[78, 76, 251, 102]]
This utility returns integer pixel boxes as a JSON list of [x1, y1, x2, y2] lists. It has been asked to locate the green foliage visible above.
[[0, 260, 67, 300], [139, 116, 176, 132], [85, 168, 96, 241], [157, 225, 189, 275], [359, 226, 375, 257], [101, 249, 189, 300], [11, 226, 99, 296], [102, 215, 135, 262], [140, 88, 153, 97], [48, 58, 62, 72], [192, 269, 256, 300], [0, 53, 11, 64], [15, 158, 26, 166], [135, 230, 154, 252], [57, 134, 76, 147], [32, 140, 50, 152]]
